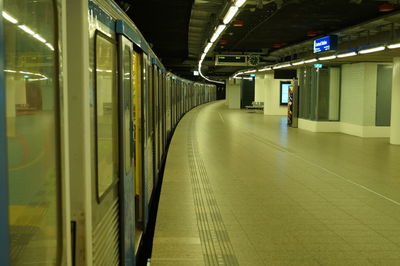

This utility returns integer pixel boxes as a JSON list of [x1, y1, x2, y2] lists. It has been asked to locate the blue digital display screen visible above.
[[313, 36, 337, 53], [280, 82, 290, 105]]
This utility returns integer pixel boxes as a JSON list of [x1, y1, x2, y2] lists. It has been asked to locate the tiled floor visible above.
[[151, 100, 400, 266]]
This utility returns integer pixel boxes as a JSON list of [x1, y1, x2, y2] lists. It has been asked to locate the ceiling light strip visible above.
[[319, 55, 336, 61], [292, 61, 305, 65], [223, 6, 239, 24], [358, 46, 385, 54], [337, 52, 357, 58], [210, 25, 226, 43], [259, 67, 272, 71], [198, 1, 248, 83], [235, 0, 247, 8], [305, 58, 318, 63], [388, 43, 400, 49]]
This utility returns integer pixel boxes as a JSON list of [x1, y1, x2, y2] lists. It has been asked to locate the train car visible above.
[[0, 0, 217, 265]]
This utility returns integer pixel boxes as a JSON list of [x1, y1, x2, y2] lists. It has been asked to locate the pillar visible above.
[[390, 57, 400, 144], [227, 78, 241, 109], [254, 73, 265, 102]]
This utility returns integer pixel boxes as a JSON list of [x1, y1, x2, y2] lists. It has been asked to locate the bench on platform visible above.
[[245, 101, 264, 110]]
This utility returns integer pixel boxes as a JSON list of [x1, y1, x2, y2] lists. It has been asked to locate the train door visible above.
[[166, 77, 171, 138], [158, 71, 163, 165], [132, 49, 144, 251], [118, 35, 135, 265], [178, 82, 182, 119], [92, 31, 121, 266], [171, 79, 176, 127], [183, 84, 186, 113], [162, 76, 165, 146], [153, 65, 159, 183], [142, 55, 154, 226], [176, 81, 180, 120]]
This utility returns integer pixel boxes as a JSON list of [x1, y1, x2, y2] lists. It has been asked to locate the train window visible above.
[[148, 64, 153, 137], [123, 46, 131, 174], [131, 51, 138, 161], [4, 0, 61, 264], [95, 33, 119, 200]]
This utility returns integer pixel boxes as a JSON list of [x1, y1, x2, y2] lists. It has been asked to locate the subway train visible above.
[[0, 0, 217, 265]]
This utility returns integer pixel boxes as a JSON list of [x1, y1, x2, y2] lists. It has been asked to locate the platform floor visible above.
[[151, 100, 400, 266]]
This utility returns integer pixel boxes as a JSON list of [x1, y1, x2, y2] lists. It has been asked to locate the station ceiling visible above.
[[117, 0, 399, 81]]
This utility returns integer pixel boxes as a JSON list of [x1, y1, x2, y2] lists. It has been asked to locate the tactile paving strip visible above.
[[186, 113, 239, 266]]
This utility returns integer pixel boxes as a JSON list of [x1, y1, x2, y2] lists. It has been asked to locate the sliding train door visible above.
[[166, 77, 172, 138], [132, 49, 144, 253], [92, 31, 121, 266], [118, 35, 135, 265], [142, 55, 154, 227], [153, 65, 160, 180]]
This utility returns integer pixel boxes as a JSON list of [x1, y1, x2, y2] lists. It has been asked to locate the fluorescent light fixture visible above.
[[2, 11, 18, 24], [388, 43, 400, 49], [210, 24, 226, 43], [305, 58, 318, 63], [274, 63, 291, 69], [234, 72, 244, 78], [319, 55, 336, 61], [201, 53, 206, 60], [337, 52, 357, 58], [292, 61, 305, 66], [4, 69, 17, 73], [204, 42, 213, 54], [33, 34, 46, 43], [223, 6, 239, 24], [259, 67, 272, 71], [193, 71, 199, 76], [243, 70, 257, 74], [235, 0, 247, 7], [358, 46, 385, 54], [18, 25, 35, 35]]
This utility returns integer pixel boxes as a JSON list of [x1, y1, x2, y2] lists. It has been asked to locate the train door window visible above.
[[95, 33, 119, 200], [4, 0, 61, 264], [132, 51, 139, 169], [132, 50, 144, 227], [122, 45, 132, 173]]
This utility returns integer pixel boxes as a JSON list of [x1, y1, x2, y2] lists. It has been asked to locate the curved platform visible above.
[[151, 100, 400, 266]]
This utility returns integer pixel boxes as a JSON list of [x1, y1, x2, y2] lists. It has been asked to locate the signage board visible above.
[[313, 64, 323, 69], [216, 54, 260, 66], [313, 35, 338, 53]]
